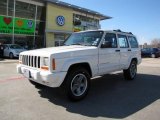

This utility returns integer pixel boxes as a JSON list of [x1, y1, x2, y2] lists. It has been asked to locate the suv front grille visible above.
[[22, 55, 40, 68]]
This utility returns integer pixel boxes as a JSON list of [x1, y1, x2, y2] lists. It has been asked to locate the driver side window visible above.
[[4, 45, 8, 49], [102, 33, 117, 48]]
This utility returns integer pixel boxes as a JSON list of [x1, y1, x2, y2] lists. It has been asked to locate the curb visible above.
[[0, 60, 19, 64]]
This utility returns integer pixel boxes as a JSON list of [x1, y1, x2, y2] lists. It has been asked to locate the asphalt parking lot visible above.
[[0, 58, 160, 120]]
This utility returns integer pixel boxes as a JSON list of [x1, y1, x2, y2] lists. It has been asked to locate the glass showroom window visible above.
[[0, 0, 7, 15], [14, 1, 46, 49], [0, 0, 14, 44], [0, 0, 14, 16], [14, 36, 34, 49], [15, 1, 36, 19], [35, 21, 46, 48], [8, 0, 14, 16], [55, 34, 65, 46], [0, 35, 12, 44], [35, 6, 46, 48], [73, 14, 100, 31], [37, 6, 46, 21]]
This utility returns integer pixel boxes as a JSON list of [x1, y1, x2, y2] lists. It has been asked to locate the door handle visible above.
[[128, 49, 131, 51], [115, 50, 120, 52]]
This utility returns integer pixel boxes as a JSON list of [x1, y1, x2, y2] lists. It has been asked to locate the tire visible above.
[[63, 67, 90, 101], [9, 52, 14, 59], [123, 60, 137, 80], [151, 54, 156, 58]]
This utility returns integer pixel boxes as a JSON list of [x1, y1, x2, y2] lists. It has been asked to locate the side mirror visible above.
[[101, 41, 112, 48]]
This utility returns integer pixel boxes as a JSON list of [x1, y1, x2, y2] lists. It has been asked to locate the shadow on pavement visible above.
[[37, 73, 160, 118]]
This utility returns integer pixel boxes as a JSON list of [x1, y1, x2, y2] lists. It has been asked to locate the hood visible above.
[[20, 45, 98, 58], [13, 49, 26, 53]]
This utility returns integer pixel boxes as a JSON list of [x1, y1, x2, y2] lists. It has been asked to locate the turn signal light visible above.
[[52, 59, 56, 70], [41, 66, 49, 70]]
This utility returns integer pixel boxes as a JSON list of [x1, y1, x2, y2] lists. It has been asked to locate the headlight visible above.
[[43, 57, 49, 66], [15, 50, 19, 53]]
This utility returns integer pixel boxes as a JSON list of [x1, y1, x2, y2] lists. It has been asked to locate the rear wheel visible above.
[[123, 60, 137, 80], [9, 52, 14, 59], [63, 67, 90, 101]]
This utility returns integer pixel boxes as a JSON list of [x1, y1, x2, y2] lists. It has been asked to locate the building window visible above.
[[55, 34, 65, 46], [0, 0, 14, 16], [15, 1, 36, 19], [35, 36, 45, 48], [0, 34, 12, 44], [0, 0, 7, 16], [0, 0, 46, 49], [73, 14, 100, 32], [8, 0, 14, 16], [37, 6, 46, 21], [14, 35, 34, 49]]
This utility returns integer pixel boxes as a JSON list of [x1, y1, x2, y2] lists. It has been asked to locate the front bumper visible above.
[[14, 53, 19, 57], [17, 64, 67, 87]]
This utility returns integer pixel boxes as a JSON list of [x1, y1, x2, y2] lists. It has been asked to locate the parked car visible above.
[[141, 48, 160, 58], [3, 44, 27, 59], [17, 30, 141, 101]]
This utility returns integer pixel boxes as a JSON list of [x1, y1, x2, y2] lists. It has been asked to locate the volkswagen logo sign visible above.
[[27, 20, 33, 28], [56, 16, 65, 26]]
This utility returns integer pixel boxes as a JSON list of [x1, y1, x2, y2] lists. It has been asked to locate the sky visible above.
[[61, 0, 160, 44]]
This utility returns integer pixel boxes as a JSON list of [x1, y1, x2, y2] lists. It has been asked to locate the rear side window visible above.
[[128, 36, 139, 48], [118, 34, 129, 48], [152, 48, 158, 52]]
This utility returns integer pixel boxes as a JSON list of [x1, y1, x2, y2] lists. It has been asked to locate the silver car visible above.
[[3, 44, 27, 59]]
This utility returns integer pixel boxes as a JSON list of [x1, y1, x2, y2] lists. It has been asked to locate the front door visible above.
[[98, 33, 120, 74]]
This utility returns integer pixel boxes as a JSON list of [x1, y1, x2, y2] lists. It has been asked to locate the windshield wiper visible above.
[[70, 43, 83, 45]]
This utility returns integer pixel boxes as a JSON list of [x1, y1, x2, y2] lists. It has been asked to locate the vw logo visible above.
[[56, 16, 65, 26], [27, 20, 33, 28]]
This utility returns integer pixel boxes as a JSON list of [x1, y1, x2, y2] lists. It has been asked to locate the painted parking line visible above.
[[0, 76, 25, 83]]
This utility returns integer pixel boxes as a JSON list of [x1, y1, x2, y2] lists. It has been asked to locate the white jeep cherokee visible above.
[[17, 30, 141, 101]]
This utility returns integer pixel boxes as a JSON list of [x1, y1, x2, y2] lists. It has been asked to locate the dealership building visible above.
[[0, 0, 110, 49]]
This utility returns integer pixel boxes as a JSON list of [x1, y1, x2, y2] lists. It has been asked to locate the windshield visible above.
[[10, 44, 23, 49], [64, 31, 104, 46]]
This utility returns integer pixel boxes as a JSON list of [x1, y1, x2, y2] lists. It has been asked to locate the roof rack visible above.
[[113, 29, 133, 35]]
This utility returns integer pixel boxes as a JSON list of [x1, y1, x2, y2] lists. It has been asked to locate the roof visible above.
[[75, 29, 135, 36], [45, 0, 111, 20]]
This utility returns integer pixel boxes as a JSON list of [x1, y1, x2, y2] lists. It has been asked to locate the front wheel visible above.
[[63, 67, 90, 101], [123, 60, 137, 80], [151, 54, 156, 58]]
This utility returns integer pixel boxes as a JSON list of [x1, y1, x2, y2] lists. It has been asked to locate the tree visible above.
[[151, 39, 160, 48]]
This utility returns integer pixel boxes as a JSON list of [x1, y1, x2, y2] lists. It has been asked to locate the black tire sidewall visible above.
[[129, 61, 137, 79], [65, 68, 90, 101], [124, 60, 137, 80], [9, 52, 14, 59]]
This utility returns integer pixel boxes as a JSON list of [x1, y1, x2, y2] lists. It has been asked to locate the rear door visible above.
[[98, 33, 120, 74], [117, 34, 131, 69]]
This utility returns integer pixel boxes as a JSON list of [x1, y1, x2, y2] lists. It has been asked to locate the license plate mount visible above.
[[23, 69, 31, 78]]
